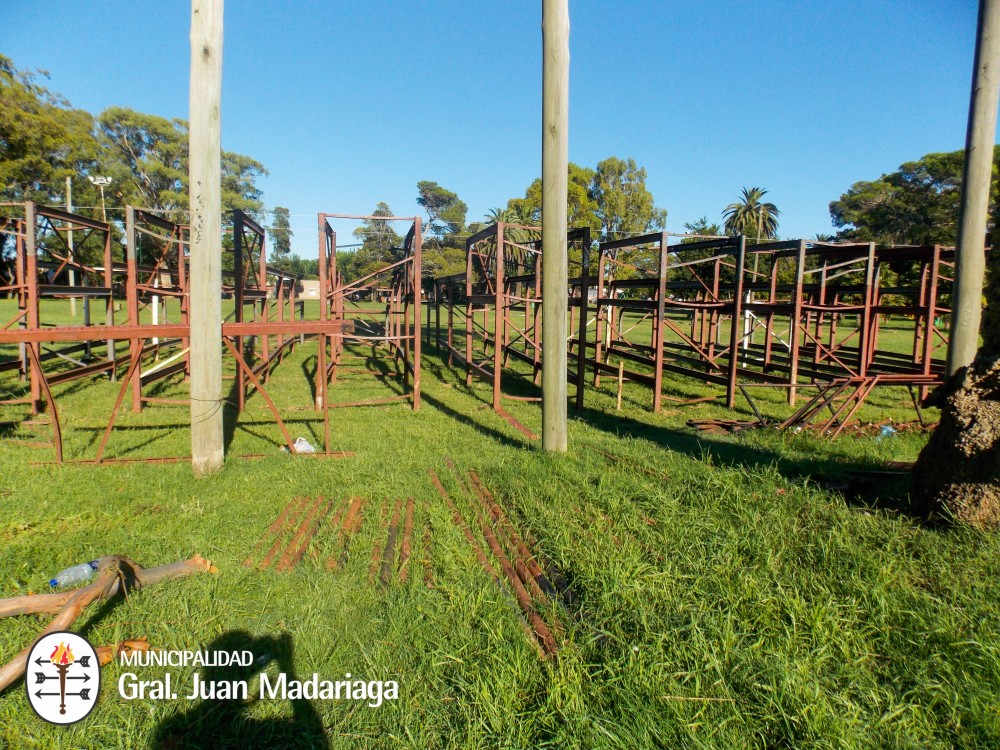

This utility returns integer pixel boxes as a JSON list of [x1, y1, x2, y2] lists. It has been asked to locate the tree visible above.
[[722, 187, 779, 241], [682, 217, 722, 239], [336, 202, 403, 283], [0, 55, 100, 206], [353, 201, 401, 259], [829, 149, 1000, 246], [484, 207, 508, 223], [521, 163, 600, 236], [588, 157, 667, 241], [98, 106, 268, 222], [269, 207, 292, 261], [98, 107, 189, 215], [220, 151, 267, 222], [416, 181, 467, 238]]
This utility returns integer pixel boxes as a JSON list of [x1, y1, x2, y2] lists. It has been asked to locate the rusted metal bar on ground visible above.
[[332, 497, 366, 569], [244, 498, 299, 567], [379, 498, 405, 586], [463, 470, 555, 603], [0, 555, 216, 690], [369, 500, 390, 581], [429, 468, 542, 655], [398, 497, 415, 583], [686, 419, 764, 435], [259, 497, 309, 570], [429, 468, 557, 657], [464, 483, 559, 654], [274, 497, 325, 571], [282, 497, 333, 571], [468, 478, 552, 609]]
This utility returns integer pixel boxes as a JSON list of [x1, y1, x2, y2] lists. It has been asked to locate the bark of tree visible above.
[[912, 207, 1000, 529]]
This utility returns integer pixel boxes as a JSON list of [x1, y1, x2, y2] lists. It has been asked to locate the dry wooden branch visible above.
[[96, 638, 151, 667], [0, 555, 215, 692], [0, 554, 217, 618]]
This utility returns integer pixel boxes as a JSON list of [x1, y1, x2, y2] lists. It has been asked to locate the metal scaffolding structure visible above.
[[428, 222, 590, 438], [0, 201, 347, 463], [429, 229, 955, 438], [317, 213, 422, 414]]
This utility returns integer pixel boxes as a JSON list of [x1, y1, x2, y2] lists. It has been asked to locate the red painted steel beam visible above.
[[0, 320, 356, 344]]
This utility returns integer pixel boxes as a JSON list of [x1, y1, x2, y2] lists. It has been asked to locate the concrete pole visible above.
[[541, 0, 569, 452], [188, 0, 225, 476], [949, 0, 1000, 375]]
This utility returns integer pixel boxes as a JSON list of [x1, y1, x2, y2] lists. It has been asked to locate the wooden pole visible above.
[[949, 0, 1000, 375], [66, 177, 76, 318], [188, 0, 225, 476], [541, 0, 569, 452]]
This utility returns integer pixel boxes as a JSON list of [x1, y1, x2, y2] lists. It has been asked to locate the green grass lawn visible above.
[[0, 300, 998, 749]]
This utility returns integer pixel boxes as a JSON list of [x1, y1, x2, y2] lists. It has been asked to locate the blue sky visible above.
[[2, 1, 983, 255]]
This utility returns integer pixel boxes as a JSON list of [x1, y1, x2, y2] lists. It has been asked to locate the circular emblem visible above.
[[25, 631, 101, 725]]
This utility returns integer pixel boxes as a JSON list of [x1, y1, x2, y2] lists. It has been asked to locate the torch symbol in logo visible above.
[[41, 642, 91, 715], [26, 632, 100, 725]]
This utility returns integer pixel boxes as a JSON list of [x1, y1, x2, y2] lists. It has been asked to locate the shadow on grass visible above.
[[420, 390, 529, 451], [152, 631, 328, 750], [572, 404, 922, 520]]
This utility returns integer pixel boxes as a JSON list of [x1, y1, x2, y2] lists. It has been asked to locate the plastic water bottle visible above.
[[49, 561, 99, 588], [876, 425, 897, 442]]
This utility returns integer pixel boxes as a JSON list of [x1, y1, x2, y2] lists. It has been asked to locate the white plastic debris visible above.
[[292, 437, 317, 454]]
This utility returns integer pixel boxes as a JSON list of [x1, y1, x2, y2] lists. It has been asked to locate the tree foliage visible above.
[[722, 187, 779, 241], [682, 217, 723, 239], [337, 202, 403, 282], [494, 157, 666, 245], [97, 106, 188, 213], [0, 55, 100, 206], [98, 107, 268, 223], [829, 149, 1000, 246], [589, 157, 667, 241], [417, 181, 467, 238], [1, 56, 268, 227], [269, 207, 292, 260]]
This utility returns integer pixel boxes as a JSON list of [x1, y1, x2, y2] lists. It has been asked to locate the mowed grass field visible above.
[[0, 299, 998, 749]]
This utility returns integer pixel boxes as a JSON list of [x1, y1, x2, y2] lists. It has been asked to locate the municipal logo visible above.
[[26, 631, 100, 725]]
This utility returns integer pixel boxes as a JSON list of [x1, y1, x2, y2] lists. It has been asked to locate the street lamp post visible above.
[[87, 176, 112, 223]]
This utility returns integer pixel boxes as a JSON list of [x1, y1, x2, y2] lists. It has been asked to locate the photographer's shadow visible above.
[[154, 630, 328, 749]]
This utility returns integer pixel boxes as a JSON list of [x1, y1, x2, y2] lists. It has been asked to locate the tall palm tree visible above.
[[722, 187, 779, 242], [485, 207, 509, 224]]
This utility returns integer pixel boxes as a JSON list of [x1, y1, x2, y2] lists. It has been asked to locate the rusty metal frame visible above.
[[430, 226, 956, 437], [0, 201, 351, 463], [426, 223, 590, 439], [317, 213, 422, 421]]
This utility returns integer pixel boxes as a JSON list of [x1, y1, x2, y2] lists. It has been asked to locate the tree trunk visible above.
[[913, 201, 1000, 529], [913, 354, 1000, 528], [912, 0, 1000, 529]]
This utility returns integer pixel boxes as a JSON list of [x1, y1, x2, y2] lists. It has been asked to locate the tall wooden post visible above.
[[949, 0, 1000, 375], [66, 177, 76, 318], [541, 0, 570, 452], [188, 0, 225, 476]]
